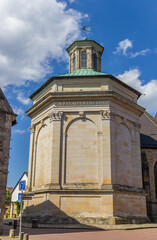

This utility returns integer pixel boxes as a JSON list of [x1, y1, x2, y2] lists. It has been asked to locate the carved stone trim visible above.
[[134, 122, 141, 132], [40, 119, 44, 127], [100, 110, 116, 120], [79, 111, 84, 118], [48, 111, 63, 122], [29, 124, 35, 134]]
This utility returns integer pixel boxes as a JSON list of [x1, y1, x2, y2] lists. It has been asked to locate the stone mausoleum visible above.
[[24, 39, 149, 226]]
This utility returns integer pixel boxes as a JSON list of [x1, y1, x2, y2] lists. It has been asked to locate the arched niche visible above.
[[65, 118, 98, 184], [34, 124, 50, 186], [116, 123, 134, 187]]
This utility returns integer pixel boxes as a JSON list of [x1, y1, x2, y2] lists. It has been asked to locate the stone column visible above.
[[27, 124, 35, 191], [48, 111, 63, 187], [100, 110, 116, 187]]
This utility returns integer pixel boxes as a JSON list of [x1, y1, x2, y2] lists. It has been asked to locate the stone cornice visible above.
[[26, 91, 145, 119]]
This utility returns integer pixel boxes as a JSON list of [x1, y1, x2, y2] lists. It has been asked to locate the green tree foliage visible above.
[[14, 201, 24, 216], [5, 189, 11, 206]]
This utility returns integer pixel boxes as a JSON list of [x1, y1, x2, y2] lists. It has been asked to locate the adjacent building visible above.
[[140, 112, 157, 222], [0, 88, 16, 234], [10, 172, 28, 218]]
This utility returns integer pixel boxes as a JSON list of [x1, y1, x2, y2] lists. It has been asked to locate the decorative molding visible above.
[[48, 111, 63, 122], [100, 110, 116, 120], [134, 122, 141, 132], [55, 100, 108, 107], [40, 119, 44, 127], [79, 111, 84, 118], [29, 124, 35, 134]]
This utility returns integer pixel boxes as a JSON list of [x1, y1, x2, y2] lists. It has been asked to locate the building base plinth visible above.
[[22, 215, 149, 229]]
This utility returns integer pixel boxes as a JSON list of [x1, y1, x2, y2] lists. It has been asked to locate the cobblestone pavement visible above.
[[1, 224, 157, 240]]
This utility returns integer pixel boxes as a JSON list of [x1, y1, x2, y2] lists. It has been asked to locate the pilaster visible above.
[[100, 110, 116, 186], [48, 111, 63, 186], [27, 124, 35, 191], [134, 122, 143, 188], [75, 48, 80, 70], [87, 47, 92, 69]]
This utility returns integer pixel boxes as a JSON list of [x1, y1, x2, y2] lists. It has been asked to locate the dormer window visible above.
[[73, 53, 75, 71], [93, 53, 97, 71], [81, 51, 87, 68]]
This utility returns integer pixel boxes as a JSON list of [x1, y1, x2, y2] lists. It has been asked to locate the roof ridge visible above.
[[0, 88, 15, 115], [144, 111, 157, 127]]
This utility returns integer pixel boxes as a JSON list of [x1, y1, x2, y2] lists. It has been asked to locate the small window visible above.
[[73, 54, 75, 71], [154, 162, 157, 198], [81, 51, 87, 68], [93, 53, 97, 71]]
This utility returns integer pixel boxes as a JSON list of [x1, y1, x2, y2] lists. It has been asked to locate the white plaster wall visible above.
[[11, 173, 28, 202]]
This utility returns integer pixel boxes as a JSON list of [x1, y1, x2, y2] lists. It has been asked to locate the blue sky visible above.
[[1, 0, 157, 187]]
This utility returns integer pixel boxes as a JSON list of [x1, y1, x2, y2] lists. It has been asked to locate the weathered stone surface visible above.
[[0, 88, 16, 234], [9, 229, 15, 237], [23, 233, 29, 240]]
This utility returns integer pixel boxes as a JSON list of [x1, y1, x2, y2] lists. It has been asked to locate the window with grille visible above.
[[154, 162, 157, 198], [93, 53, 97, 71], [81, 51, 87, 68]]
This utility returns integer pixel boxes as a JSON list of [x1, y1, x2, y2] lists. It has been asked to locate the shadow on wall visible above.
[[140, 134, 157, 148], [23, 200, 103, 231]]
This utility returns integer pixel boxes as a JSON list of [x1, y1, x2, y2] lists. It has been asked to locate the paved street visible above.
[[1, 225, 157, 240]]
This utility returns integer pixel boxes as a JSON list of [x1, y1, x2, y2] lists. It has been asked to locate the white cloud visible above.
[[17, 92, 31, 105], [12, 106, 25, 119], [13, 106, 24, 116], [130, 49, 150, 58], [114, 39, 133, 56], [69, 0, 75, 3], [13, 129, 26, 134], [117, 69, 157, 115], [114, 39, 150, 58], [0, 0, 86, 87]]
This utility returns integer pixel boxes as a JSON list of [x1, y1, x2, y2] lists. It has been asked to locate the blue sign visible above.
[[19, 180, 26, 190], [18, 193, 22, 202]]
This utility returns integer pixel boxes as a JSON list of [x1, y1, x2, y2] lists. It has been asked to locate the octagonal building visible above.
[[24, 39, 148, 226]]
